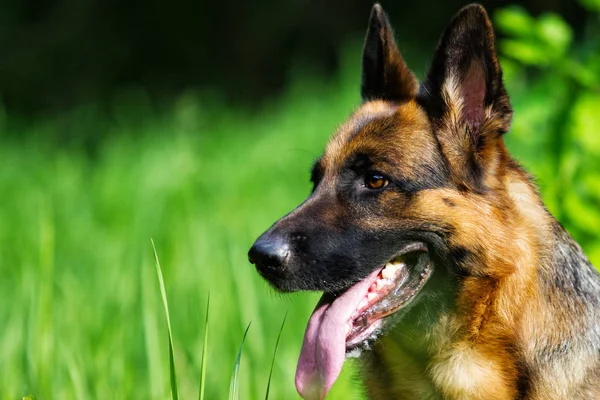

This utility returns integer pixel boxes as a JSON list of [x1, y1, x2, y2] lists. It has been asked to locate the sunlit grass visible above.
[[266, 312, 288, 400], [152, 239, 179, 400], [199, 293, 210, 400], [229, 322, 252, 400]]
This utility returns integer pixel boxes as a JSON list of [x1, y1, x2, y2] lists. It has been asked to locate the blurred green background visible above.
[[1, 0, 599, 399]]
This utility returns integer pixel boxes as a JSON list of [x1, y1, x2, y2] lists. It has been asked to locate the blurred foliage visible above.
[[0, 3, 598, 400], [496, 0, 600, 262], [0, 0, 588, 114]]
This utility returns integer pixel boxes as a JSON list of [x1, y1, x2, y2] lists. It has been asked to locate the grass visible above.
[[0, 42, 598, 399], [229, 322, 252, 400], [0, 47, 367, 400], [265, 312, 287, 400], [199, 293, 210, 400], [152, 240, 179, 400]]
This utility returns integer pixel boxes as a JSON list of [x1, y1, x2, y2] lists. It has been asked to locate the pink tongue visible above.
[[295, 270, 380, 399]]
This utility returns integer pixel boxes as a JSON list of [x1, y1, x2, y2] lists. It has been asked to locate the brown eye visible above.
[[365, 173, 388, 190]]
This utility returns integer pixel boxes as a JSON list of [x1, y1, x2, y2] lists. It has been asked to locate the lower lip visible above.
[[346, 319, 382, 350], [344, 260, 432, 350]]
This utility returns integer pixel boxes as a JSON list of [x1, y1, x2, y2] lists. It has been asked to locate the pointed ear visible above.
[[419, 4, 512, 140], [361, 4, 418, 102]]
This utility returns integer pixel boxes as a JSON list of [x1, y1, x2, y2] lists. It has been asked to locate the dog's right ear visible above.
[[418, 5, 513, 190], [361, 4, 418, 102]]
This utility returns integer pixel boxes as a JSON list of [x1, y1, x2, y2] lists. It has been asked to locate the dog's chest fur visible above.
[[361, 311, 518, 399]]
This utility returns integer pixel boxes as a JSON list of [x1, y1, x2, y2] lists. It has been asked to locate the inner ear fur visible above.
[[361, 4, 418, 102]]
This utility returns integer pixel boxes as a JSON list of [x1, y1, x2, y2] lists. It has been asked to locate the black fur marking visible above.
[[416, 161, 451, 192], [310, 158, 324, 191], [361, 4, 417, 102], [465, 149, 487, 193], [442, 197, 456, 207], [447, 245, 473, 278], [514, 355, 532, 399], [392, 176, 440, 194]]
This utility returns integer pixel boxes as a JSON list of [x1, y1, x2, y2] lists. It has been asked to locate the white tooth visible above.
[[382, 264, 401, 279], [345, 324, 351, 335], [358, 297, 368, 310], [381, 267, 395, 279], [367, 292, 378, 302]]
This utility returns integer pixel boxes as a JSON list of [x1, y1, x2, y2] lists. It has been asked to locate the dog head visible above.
[[249, 4, 516, 398]]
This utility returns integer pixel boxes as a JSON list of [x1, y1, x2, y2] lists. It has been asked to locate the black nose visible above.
[[248, 236, 289, 272]]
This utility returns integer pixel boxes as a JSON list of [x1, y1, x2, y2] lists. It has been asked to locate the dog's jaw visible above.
[[295, 247, 432, 400]]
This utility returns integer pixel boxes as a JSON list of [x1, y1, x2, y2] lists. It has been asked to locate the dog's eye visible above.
[[365, 173, 388, 190]]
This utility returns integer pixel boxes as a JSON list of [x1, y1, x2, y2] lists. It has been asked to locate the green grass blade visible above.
[[229, 321, 252, 400], [199, 293, 210, 400], [265, 311, 287, 400], [151, 239, 179, 400]]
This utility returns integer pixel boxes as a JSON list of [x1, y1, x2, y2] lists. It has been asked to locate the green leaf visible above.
[[579, 0, 600, 12], [582, 173, 600, 200], [562, 59, 599, 88], [265, 312, 288, 400], [495, 6, 536, 37], [199, 293, 210, 400], [229, 322, 252, 400], [564, 193, 600, 234], [570, 93, 600, 155], [151, 239, 179, 400], [536, 13, 572, 56], [500, 39, 550, 66]]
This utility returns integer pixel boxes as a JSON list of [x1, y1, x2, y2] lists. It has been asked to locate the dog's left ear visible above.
[[361, 4, 418, 102]]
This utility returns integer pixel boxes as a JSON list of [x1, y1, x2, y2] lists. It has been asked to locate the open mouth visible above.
[[295, 242, 432, 400]]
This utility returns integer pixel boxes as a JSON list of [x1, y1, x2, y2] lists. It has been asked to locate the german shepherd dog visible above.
[[248, 4, 600, 399]]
